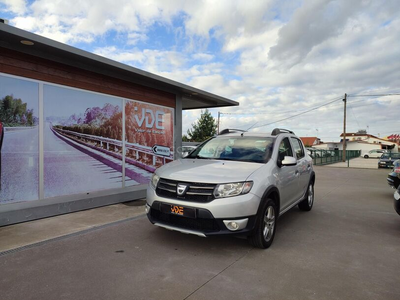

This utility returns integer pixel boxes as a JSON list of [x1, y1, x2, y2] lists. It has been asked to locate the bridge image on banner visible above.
[[42, 84, 174, 199]]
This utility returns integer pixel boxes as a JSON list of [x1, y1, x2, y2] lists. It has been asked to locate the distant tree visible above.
[[186, 109, 217, 142], [182, 134, 190, 142]]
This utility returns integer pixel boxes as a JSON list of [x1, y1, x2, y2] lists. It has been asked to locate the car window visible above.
[[391, 153, 400, 159], [187, 136, 275, 163], [290, 138, 305, 159], [278, 138, 293, 161]]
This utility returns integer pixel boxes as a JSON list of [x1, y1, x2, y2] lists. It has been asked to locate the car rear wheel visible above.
[[364, 155, 369, 158], [298, 182, 314, 211], [248, 198, 277, 249]]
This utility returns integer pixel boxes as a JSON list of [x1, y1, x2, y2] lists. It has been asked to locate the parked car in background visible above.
[[378, 153, 400, 168], [307, 148, 336, 158], [394, 184, 400, 215], [387, 160, 400, 189], [147, 128, 315, 249], [364, 149, 386, 159]]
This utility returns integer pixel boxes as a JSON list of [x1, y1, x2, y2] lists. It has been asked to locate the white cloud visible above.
[[0, 0, 27, 15], [2, 0, 400, 141]]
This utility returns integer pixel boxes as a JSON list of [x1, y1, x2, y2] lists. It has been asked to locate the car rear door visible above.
[[290, 137, 310, 200]]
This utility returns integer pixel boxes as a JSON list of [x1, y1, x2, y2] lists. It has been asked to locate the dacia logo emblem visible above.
[[177, 184, 188, 196]]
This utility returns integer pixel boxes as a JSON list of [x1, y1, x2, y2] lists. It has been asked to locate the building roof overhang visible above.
[[0, 23, 238, 110]]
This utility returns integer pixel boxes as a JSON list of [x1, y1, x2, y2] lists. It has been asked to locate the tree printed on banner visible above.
[[0, 95, 38, 126]]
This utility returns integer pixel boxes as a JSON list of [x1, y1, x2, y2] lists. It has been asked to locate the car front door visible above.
[[276, 137, 299, 212]]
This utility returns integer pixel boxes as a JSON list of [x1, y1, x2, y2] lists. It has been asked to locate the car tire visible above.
[[364, 155, 369, 158], [248, 198, 277, 249], [298, 181, 314, 211]]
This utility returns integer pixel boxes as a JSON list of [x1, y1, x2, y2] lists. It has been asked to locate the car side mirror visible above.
[[281, 156, 297, 166]]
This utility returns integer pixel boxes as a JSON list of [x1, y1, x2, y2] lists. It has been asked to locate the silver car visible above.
[[146, 128, 315, 248]]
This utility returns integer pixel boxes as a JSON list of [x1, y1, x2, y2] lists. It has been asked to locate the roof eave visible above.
[[0, 23, 239, 110]]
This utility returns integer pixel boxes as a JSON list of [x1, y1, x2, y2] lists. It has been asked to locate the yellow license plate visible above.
[[170, 205, 184, 215]]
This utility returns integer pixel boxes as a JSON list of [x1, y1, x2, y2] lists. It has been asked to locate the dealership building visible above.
[[0, 22, 238, 226]]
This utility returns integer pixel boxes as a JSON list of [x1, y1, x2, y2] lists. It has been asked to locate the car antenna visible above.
[[237, 122, 258, 136]]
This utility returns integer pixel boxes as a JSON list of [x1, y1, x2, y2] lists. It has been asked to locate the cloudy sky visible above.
[[1, 0, 399, 141]]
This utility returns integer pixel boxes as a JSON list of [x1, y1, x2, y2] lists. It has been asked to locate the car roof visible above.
[[216, 128, 297, 139], [216, 132, 273, 138]]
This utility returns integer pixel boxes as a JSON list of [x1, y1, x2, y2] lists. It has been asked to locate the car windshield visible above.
[[186, 136, 274, 163], [382, 153, 400, 159]]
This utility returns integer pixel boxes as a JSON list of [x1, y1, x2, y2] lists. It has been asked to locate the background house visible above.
[[300, 137, 321, 147], [312, 132, 399, 154]]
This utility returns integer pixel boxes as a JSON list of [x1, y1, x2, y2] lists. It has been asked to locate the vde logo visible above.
[[134, 106, 165, 130]]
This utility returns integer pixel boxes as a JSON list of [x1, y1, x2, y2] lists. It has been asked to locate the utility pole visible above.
[[342, 93, 347, 162], [217, 111, 221, 134]]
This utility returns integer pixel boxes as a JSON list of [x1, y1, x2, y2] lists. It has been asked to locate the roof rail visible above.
[[271, 128, 295, 136], [219, 128, 246, 135]]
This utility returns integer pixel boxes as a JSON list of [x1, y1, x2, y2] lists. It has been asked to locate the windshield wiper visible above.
[[192, 155, 212, 159]]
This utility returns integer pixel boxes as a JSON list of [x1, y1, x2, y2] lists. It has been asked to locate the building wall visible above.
[[0, 48, 176, 108], [0, 51, 179, 226]]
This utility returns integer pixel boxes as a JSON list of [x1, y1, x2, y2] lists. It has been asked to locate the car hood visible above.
[[156, 158, 263, 183]]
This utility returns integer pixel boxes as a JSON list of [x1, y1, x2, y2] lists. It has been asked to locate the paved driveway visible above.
[[1, 167, 399, 300]]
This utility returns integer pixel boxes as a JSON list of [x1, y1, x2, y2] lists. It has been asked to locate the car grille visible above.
[[150, 209, 220, 232], [156, 178, 216, 203]]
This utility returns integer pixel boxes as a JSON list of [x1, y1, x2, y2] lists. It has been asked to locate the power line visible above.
[[348, 103, 360, 128], [348, 93, 400, 97], [251, 96, 344, 129], [220, 94, 400, 118]]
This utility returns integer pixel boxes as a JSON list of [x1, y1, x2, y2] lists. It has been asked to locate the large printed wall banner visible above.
[[0, 75, 175, 203], [0, 75, 39, 204], [125, 100, 174, 186], [44, 85, 124, 198]]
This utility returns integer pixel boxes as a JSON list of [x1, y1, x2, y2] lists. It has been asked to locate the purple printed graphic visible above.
[[43, 85, 153, 198], [0, 75, 39, 204]]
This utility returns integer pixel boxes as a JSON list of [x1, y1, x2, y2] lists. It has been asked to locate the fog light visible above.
[[229, 222, 238, 230], [223, 219, 248, 231]]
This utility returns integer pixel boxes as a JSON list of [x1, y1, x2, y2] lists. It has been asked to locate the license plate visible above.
[[161, 204, 196, 218]]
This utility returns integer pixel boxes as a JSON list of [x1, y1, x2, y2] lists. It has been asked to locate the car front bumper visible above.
[[146, 185, 261, 236]]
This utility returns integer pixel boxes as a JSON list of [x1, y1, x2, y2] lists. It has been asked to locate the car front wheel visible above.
[[364, 155, 369, 158], [298, 181, 314, 211], [248, 198, 277, 249]]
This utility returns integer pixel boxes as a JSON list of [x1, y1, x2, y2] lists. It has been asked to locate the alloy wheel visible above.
[[263, 206, 275, 242]]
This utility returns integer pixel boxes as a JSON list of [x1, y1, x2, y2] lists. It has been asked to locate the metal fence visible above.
[[309, 150, 361, 166]]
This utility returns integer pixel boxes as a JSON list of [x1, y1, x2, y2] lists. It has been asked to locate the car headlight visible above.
[[214, 181, 253, 199], [151, 174, 160, 188]]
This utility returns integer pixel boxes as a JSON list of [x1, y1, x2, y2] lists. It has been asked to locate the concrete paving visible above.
[[1, 166, 399, 300], [0, 200, 146, 252]]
